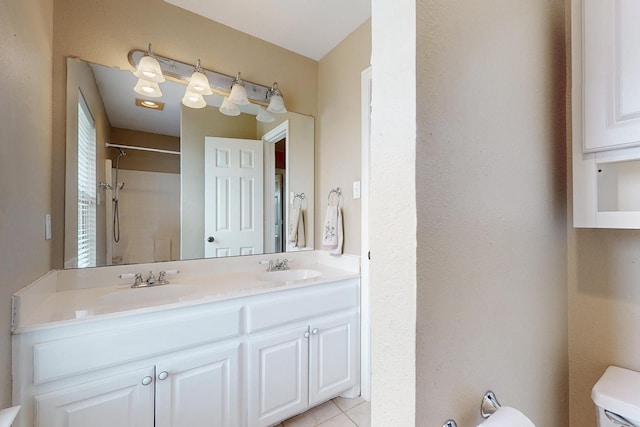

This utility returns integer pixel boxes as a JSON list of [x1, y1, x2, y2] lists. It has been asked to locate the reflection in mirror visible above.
[[64, 58, 314, 268]]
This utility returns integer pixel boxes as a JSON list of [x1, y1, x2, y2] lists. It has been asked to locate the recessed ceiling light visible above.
[[135, 98, 165, 110]]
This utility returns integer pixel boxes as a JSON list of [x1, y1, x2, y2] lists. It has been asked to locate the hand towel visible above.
[[288, 207, 306, 248], [322, 205, 343, 255]]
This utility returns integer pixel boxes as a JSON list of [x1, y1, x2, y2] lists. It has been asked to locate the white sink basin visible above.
[[258, 269, 322, 283], [97, 284, 200, 306]]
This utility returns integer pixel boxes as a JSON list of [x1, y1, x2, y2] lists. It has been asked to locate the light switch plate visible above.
[[353, 181, 361, 199], [45, 213, 52, 240]]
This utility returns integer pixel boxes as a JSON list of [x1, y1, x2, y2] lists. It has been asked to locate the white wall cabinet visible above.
[[13, 279, 360, 427], [247, 312, 359, 427], [572, 0, 640, 228], [33, 344, 240, 427]]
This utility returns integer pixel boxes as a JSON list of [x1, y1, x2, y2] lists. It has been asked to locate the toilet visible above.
[[592, 366, 640, 426]]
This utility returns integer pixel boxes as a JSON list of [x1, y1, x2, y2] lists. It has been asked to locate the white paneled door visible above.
[[204, 137, 264, 258]]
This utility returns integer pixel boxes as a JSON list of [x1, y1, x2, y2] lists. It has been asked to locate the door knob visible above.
[[207, 236, 215, 243], [141, 376, 153, 386], [158, 371, 169, 381]]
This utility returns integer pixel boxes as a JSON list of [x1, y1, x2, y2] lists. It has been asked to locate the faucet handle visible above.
[[133, 273, 144, 287], [146, 271, 156, 285]]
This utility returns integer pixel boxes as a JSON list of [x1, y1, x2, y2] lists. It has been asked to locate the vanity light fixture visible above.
[[181, 59, 212, 109], [228, 72, 250, 105], [182, 90, 207, 109], [185, 60, 213, 96], [134, 78, 162, 98], [128, 47, 287, 119], [133, 44, 165, 83], [219, 96, 241, 116], [256, 106, 275, 123], [266, 82, 287, 114]]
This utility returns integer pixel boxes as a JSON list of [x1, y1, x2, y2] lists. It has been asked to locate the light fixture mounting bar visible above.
[[128, 49, 271, 104]]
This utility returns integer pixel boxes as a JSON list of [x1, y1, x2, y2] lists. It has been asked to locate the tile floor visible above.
[[275, 397, 371, 427]]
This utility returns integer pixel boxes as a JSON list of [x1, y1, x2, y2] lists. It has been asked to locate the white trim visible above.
[[262, 121, 290, 254], [105, 142, 180, 155], [360, 66, 372, 401]]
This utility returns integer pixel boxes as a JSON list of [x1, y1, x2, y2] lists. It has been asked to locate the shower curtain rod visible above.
[[105, 142, 180, 155]]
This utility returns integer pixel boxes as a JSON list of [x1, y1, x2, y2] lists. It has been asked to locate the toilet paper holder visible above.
[[481, 391, 502, 418]]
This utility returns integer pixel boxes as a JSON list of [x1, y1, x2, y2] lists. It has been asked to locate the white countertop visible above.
[[12, 252, 360, 333]]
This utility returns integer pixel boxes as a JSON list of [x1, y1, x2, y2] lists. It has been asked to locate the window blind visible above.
[[77, 93, 97, 268]]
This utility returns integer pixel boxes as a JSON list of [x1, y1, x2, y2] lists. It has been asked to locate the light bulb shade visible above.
[[186, 71, 213, 95], [134, 55, 165, 83], [229, 83, 250, 105], [267, 94, 287, 114], [256, 106, 275, 123], [219, 96, 241, 116], [182, 90, 206, 108], [134, 78, 162, 97]]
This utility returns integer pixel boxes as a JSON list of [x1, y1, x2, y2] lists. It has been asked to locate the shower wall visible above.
[[111, 169, 180, 264]]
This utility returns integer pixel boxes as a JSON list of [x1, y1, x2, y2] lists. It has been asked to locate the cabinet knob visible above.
[[158, 371, 169, 381], [304, 331, 310, 338], [312, 328, 319, 335], [141, 376, 153, 386]]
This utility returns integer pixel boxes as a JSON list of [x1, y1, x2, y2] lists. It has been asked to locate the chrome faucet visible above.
[[260, 258, 293, 272], [124, 270, 178, 288]]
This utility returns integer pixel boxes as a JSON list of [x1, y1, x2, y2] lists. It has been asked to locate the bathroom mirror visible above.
[[63, 58, 314, 268]]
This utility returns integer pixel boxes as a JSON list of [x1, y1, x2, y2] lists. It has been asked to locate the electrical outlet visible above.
[[353, 181, 361, 199]]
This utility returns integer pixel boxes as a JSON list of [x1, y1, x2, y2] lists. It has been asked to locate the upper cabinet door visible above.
[[583, 0, 640, 152]]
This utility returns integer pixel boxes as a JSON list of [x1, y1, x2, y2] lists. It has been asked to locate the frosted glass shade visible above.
[[186, 71, 213, 95], [181, 90, 206, 108], [267, 94, 287, 114], [134, 55, 165, 83], [229, 83, 249, 105], [134, 78, 162, 98], [256, 106, 275, 123], [219, 96, 240, 116]]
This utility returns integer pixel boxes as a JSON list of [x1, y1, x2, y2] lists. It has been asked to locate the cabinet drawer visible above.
[[33, 307, 241, 384], [246, 279, 359, 333]]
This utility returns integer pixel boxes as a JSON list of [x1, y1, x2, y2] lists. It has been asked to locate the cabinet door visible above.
[[35, 366, 155, 427], [583, 0, 640, 152], [309, 312, 360, 406], [154, 344, 240, 427], [248, 326, 310, 427]]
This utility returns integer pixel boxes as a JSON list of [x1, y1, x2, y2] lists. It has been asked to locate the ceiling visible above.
[[163, 0, 371, 61]]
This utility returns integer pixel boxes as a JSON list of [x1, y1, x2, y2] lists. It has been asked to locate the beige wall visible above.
[[317, 20, 371, 255], [109, 128, 180, 174], [414, 1, 568, 427], [52, 0, 318, 268], [0, 0, 53, 407]]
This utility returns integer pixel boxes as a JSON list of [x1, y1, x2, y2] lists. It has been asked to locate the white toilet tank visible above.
[[592, 366, 640, 427]]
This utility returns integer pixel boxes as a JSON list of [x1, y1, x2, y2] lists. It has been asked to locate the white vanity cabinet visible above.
[[13, 302, 244, 427], [34, 343, 240, 427], [13, 276, 360, 427], [247, 281, 360, 427]]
